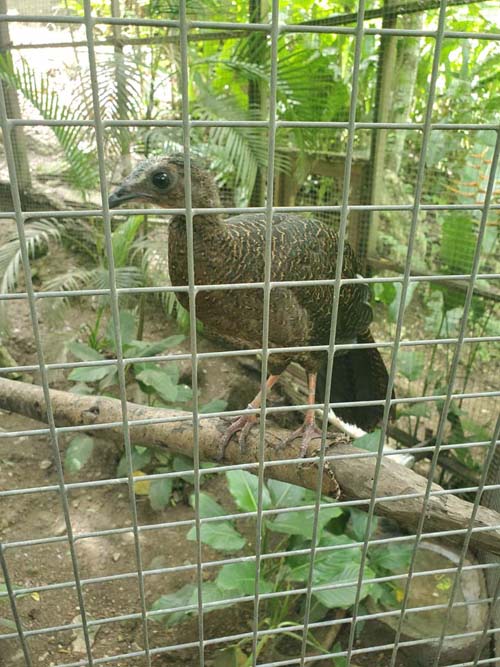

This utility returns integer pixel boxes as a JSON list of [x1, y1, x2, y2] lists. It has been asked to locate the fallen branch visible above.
[[1, 377, 500, 555]]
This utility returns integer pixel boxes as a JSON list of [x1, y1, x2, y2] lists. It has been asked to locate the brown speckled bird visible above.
[[109, 154, 392, 457]]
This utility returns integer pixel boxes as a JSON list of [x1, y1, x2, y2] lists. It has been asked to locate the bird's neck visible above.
[[171, 211, 225, 233]]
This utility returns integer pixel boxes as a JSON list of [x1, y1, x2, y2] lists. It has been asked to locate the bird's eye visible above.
[[152, 171, 170, 189]]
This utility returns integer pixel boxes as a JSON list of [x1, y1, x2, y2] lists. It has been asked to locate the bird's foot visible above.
[[280, 421, 323, 458], [218, 408, 258, 460]]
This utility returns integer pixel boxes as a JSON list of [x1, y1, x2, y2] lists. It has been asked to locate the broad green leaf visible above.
[[397, 350, 425, 381], [348, 509, 378, 542], [199, 398, 229, 414], [149, 478, 173, 511], [190, 492, 228, 519], [64, 435, 94, 473], [194, 581, 239, 611], [312, 562, 375, 609], [331, 643, 348, 667], [68, 364, 111, 383], [117, 445, 152, 477], [216, 562, 272, 595], [136, 368, 178, 403], [398, 403, 431, 418], [187, 521, 246, 552], [69, 383, 95, 396], [267, 504, 342, 539], [353, 430, 382, 452], [67, 341, 103, 362], [139, 335, 185, 356], [150, 584, 196, 626], [368, 545, 412, 573], [175, 384, 193, 403], [105, 311, 136, 349], [172, 454, 195, 483], [373, 281, 397, 306], [0, 618, 17, 630], [226, 469, 271, 512], [267, 479, 305, 508], [287, 534, 361, 580], [441, 214, 476, 273], [388, 282, 418, 323]]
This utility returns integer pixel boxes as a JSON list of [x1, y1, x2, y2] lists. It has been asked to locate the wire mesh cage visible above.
[[0, 1, 499, 666]]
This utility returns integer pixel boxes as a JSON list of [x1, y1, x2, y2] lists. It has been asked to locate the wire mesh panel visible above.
[[0, 1, 499, 666]]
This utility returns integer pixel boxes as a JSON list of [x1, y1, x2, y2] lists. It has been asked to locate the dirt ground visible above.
[[0, 211, 404, 667]]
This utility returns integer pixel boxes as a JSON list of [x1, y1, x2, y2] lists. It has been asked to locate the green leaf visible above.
[[226, 470, 271, 512], [373, 281, 397, 306], [267, 504, 342, 540], [331, 643, 348, 667], [172, 455, 195, 483], [67, 341, 104, 362], [388, 283, 418, 323], [128, 335, 186, 359], [105, 311, 136, 349], [149, 478, 173, 511], [187, 522, 246, 552], [68, 364, 111, 383], [398, 350, 425, 381], [314, 562, 373, 609], [369, 545, 412, 573], [267, 479, 305, 508], [190, 492, 228, 518], [64, 435, 94, 473], [117, 445, 152, 477], [136, 368, 178, 403], [441, 214, 476, 273], [398, 403, 431, 418], [348, 509, 378, 542], [150, 584, 195, 626], [175, 384, 193, 403], [199, 398, 229, 414], [353, 430, 382, 452], [69, 383, 95, 396], [111, 216, 144, 268], [216, 562, 272, 595]]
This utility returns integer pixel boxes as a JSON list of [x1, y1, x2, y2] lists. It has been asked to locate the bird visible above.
[[108, 153, 393, 458]]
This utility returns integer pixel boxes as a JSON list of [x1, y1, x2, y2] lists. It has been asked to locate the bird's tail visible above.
[[315, 330, 394, 432]]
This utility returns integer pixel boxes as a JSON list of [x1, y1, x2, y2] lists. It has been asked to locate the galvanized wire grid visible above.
[[0, 1, 499, 666]]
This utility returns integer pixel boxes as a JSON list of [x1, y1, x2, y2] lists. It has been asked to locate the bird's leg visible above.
[[281, 372, 323, 457], [219, 374, 280, 458]]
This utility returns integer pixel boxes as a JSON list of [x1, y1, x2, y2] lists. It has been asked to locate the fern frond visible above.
[[0, 220, 62, 294]]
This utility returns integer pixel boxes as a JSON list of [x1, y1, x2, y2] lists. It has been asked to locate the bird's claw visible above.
[[279, 421, 323, 458], [217, 408, 258, 460]]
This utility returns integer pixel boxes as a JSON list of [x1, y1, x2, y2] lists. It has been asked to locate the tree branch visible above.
[[1, 377, 500, 555]]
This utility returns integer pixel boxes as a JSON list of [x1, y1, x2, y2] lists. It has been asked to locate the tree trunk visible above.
[[0, 0, 32, 195], [364, 0, 398, 266], [385, 12, 424, 175], [248, 0, 266, 207], [2, 377, 500, 556]]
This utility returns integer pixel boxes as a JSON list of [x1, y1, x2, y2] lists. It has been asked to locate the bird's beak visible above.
[[108, 187, 155, 209], [108, 187, 140, 209]]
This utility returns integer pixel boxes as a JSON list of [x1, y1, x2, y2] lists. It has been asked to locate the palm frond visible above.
[[0, 56, 99, 191], [0, 220, 63, 294]]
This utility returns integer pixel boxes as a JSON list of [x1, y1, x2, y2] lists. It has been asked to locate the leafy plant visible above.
[[0, 55, 98, 191], [150, 471, 411, 661]]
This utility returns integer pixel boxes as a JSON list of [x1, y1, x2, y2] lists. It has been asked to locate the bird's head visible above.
[[108, 154, 221, 211]]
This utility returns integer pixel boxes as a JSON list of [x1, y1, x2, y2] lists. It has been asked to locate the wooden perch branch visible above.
[[1, 377, 500, 555]]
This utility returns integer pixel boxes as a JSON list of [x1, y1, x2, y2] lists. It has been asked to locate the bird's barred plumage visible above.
[[109, 154, 393, 432]]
